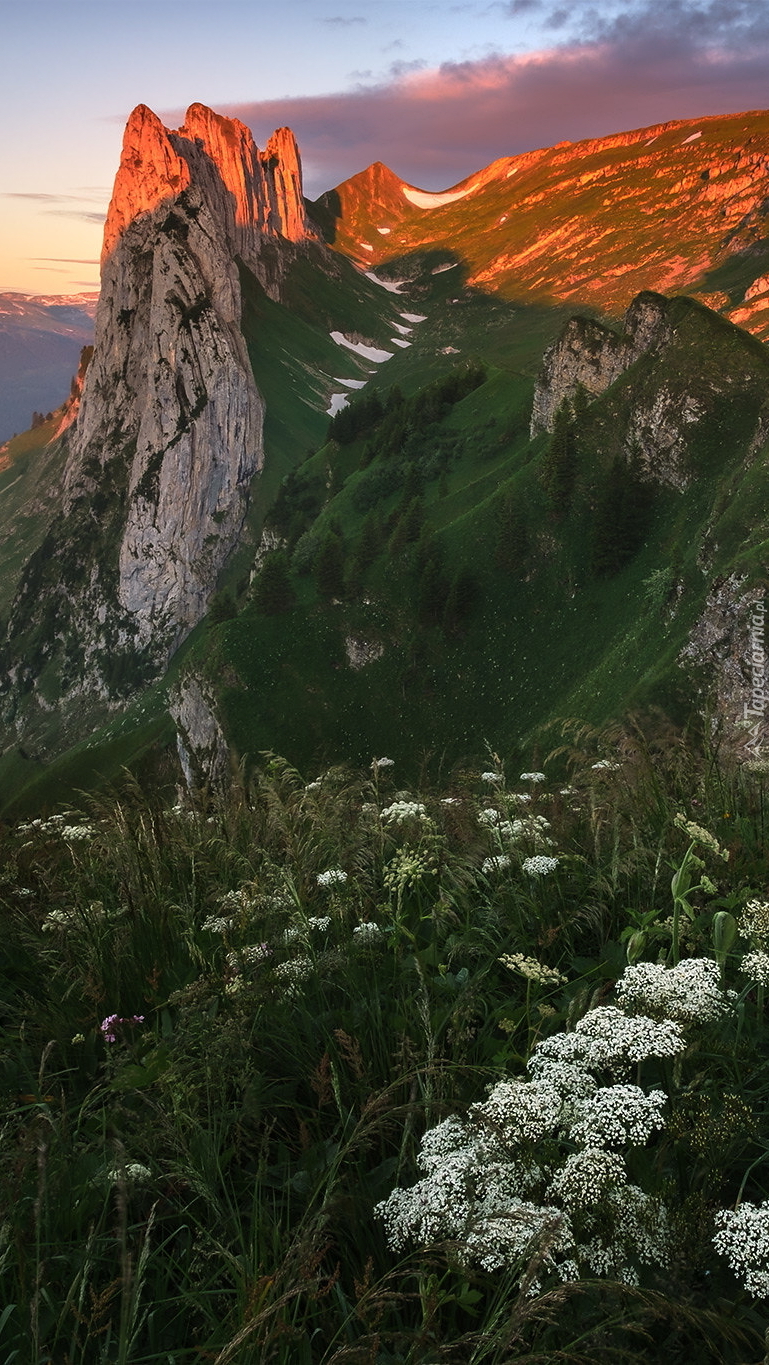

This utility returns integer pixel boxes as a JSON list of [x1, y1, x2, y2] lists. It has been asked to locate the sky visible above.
[[1, 0, 768, 295]]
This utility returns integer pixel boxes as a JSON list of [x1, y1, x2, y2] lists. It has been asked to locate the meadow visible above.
[[2, 722, 769, 1362]]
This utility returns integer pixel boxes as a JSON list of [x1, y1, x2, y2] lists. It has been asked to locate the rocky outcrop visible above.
[[170, 673, 230, 791], [0, 102, 323, 740], [531, 292, 670, 435], [680, 575, 769, 762]]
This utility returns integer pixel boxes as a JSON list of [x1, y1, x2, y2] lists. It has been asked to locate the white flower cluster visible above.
[[377, 967, 679, 1289], [482, 854, 511, 874], [371, 756, 395, 769], [530, 1008, 685, 1086], [308, 916, 331, 932], [202, 914, 234, 934], [381, 800, 428, 823], [41, 901, 106, 932], [217, 887, 259, 915], [227, 943, 271, 969], [353, 921, 385, 943], [509, 815, 552, 844], [104, 1161, 152, 1186], [547, 1148, 626, 1209], [499, 953, 567, 987], [673, 813, 727, 860], [741, 950, 769, 987], [317, 869, 348, 887], [616, 958, 736, 1024], [713, 1200, 769, 1297], [569, 1084, 667, 1148], [273, 955, 313, 993], [522, 856, 559, 877], [519, 772, 546, 783], [591, 760, 619, 771], [481, 771, 504, 784], [740, 899, 769, 945], [478, 807, 503, 827], [509, 792, 532, 804]]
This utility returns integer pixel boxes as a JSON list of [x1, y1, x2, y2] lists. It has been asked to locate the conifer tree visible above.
[[252, 550, 295, 615], [541, 402, 577, 513]]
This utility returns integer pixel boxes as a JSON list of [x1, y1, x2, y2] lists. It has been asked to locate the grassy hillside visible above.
[[185, 293, 769, 783]]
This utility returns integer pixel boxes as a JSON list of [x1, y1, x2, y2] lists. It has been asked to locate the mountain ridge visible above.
[[1, 102, 769, 811]]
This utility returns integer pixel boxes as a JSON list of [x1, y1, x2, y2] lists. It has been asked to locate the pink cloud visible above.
[[219, 28, 769, 196]]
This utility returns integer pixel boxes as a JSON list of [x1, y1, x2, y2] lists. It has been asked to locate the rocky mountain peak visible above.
[[102, 104, 191, 262], [103, 102, 314, 274]]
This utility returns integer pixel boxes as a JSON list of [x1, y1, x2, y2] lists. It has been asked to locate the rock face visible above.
[[531, 292, 670, 435], [9, 103, 316, 711], [170, 672, 230, 791]]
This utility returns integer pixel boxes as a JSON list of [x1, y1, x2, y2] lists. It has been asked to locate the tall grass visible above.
[[1, 726, 768, 1362]]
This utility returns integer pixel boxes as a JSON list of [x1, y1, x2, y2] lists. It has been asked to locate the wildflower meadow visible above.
[[2, 724, 769, 1362]]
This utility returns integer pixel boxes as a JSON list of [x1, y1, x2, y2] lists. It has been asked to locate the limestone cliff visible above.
[[5, 103, 316, 722], [531, 292, 670, 435]]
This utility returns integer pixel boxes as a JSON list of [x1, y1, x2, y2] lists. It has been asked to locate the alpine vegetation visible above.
[[2, 736, 769, 1362]]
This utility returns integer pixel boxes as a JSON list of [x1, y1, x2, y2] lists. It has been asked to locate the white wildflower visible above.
[[308, 916, 331, 932], [274, 956, 313, 993], [482, 854, 511, 874], [522, 855, 560, 876], [481, 771, 504, 784], [616, 958, 736, 1024], [520, 771, 546, 783], [713, 1201, 769, 1297], [471, 1078, 563, 1147], [673, 813, 727, 860], [569, 1084, 667, 1149], [499, 953, 567, 987], [742, 950, 769, 988], [547, 1148, 627, 1209], [317, 869, 348, 887], [478, 806, 502, 826], [60, 824, 95, 842], [591, 760, 619, 771], [509, 792, 532, 804], [105, 1162, 152, 1186], [740, 899, 769, 946], [353, 921, 384, 943], [381, 800, 428, 823], [201, 915, 234, 934], [371, 757, 395, 769]]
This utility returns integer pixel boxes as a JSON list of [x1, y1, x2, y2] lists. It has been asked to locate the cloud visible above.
[[221, 0, 769, 195], [320, 13, 367, 23], [27, 258, 100, 265], [44, 211, 107, 224]]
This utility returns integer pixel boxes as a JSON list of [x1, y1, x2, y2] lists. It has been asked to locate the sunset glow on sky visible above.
[[2, 0, 769, 294]]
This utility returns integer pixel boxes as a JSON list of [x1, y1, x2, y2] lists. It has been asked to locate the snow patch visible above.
[[392, 321, 412, 334], [440, 346, 460, 354], [364, 271, 405, 294], [326, 393, 349, 417], [402, 183, 475, 208], [505, 166, 519, 178], [498, 215, 508, 224], [390, 337, 412, 348], [432, 262, 459, 275], [329, 331, 394, 363], [334, 377, 367, 389], [681, 131, 702, 144], [400, 312, 427, 322], [377, 227, 391, 235], [359, 242, 374, 252], [644, 135, 659, 147]]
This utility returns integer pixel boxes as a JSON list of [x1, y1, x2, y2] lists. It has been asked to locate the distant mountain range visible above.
[[0, 293, 97, 443], [1, 103, 768, 812]]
